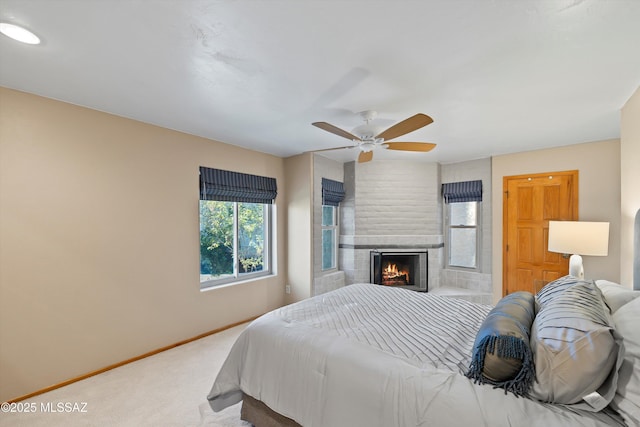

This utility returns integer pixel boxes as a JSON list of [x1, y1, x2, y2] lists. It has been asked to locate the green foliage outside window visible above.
[[237, 203, 265, 274], [200, 201, 266, 282]]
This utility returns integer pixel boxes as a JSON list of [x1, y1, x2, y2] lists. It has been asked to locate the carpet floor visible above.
[[1, 323, 251, 427]]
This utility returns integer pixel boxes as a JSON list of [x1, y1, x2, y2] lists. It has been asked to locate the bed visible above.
[[207, 222, 640, 427], [207, 282, 640, 426]]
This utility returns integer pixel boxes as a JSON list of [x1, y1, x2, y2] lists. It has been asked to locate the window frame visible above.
[[199, 200, 273, 290], [321, 204, 338, 271], [444, 200, 481, 271]]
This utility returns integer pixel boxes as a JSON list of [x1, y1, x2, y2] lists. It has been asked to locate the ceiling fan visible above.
[[311, 110, 436, 163]]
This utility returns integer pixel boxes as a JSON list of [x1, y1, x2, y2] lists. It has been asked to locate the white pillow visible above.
[[611, 297, 640, 426], [595, 280, 640, 313]]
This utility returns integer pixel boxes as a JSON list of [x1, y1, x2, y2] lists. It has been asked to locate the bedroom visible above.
[[1, 0, 639, 425]]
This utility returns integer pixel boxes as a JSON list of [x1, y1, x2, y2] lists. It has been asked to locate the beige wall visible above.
[[283, 153, 313, 303], [0, 88, 287, 401], [491, 139, 621, 302], [621, 86, 640, 288]]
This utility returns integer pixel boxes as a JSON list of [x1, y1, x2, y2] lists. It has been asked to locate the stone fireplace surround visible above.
[[340, 234, 443, 290], [338, 234, 492, 305]]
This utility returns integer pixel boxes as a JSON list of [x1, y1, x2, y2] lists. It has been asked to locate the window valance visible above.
[[199, 167, 277, 204], [322, 178, 345, 207], [442, 180, 483, 204]]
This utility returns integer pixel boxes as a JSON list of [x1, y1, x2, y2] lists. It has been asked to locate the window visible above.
[[320, 178, 345, 271], [442, 180, 482, 270], [446, 201, 480, 269], [199, 167, 277, 289], [322, 205, 337, 270], [200, 201, 270, 285]]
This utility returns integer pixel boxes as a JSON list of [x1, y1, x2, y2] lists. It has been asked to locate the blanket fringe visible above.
[[465, 335, 535, 397]]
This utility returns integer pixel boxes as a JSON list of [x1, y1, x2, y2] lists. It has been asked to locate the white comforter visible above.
[[207, 284, 623, 427]]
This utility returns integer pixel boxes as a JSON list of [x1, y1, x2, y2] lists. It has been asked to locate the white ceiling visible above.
[[1, 0, 639, 164]]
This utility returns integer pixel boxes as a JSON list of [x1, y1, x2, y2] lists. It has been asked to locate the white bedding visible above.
[[207, 283, 624, 427]]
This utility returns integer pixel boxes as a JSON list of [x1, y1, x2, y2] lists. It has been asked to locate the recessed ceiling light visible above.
[[0, 22, 40, 45]]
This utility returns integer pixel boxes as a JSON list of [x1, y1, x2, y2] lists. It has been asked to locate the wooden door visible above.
[[503, 171, 578, 295]]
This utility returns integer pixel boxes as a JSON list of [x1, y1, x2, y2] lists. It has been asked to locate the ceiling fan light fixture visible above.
[[359, 142, 375, 152], [352, 123, 385, 140], [0, 22, 41, 44]]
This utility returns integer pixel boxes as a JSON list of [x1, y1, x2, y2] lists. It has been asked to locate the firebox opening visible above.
[[370, 250, 428, 292], [382, 257, 413, 286]]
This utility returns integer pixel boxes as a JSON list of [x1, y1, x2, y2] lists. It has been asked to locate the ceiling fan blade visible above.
[[376, 113, 433, 141], [312, 122, 361, 141], [384, 142, 436, 152], [308, 145, 355, 153], [358, 151, 373, 163]]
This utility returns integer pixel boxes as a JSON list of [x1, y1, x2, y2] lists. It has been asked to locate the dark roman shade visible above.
[[322, 178, 345, 207], [442, 180, 483, 203], [199, 166, 277, 204]]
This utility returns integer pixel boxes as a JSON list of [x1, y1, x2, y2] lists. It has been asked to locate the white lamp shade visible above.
[[548, 221, 609, 256]]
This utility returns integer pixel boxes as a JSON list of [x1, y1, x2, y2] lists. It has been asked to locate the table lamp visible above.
[[548, 221, 609, 280]]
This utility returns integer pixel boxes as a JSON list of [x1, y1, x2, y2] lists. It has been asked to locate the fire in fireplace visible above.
[[382, 262, 409, 286], [370, 250, 428, 292]]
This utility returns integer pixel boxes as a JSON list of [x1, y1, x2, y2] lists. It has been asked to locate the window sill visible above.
[[200, 273, 276, 292], [445, 265, 481, 273]]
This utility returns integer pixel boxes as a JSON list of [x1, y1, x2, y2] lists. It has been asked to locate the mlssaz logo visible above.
[[40, 402, 88, 413]]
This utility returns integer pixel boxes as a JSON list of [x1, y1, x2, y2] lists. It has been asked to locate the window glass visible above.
[[200, 200, 270, 287], [450, 202, 476, 226], [322, 205, 335, 226], [238, 203, 266, 275], [200, 200, 234, 282], [322, 229, 336, 270], [449, 228, 477, 268], [446, 201, 480, 270], [321, 205, 337, 270]]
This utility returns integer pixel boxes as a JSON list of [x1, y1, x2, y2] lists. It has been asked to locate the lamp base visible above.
[[569, 254, 584, 280]]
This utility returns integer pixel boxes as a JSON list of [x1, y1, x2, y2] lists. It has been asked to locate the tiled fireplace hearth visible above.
[[339, 234, 492, 304]]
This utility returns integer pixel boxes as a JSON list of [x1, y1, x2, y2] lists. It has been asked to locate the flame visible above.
[[384, 263, 399, 275], [382, 262, 409, 282]]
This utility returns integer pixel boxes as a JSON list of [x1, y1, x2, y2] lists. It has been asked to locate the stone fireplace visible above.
[[338, 160, 444, 289], [313, 154, 492, 304], [370, 250, 428, 291]]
